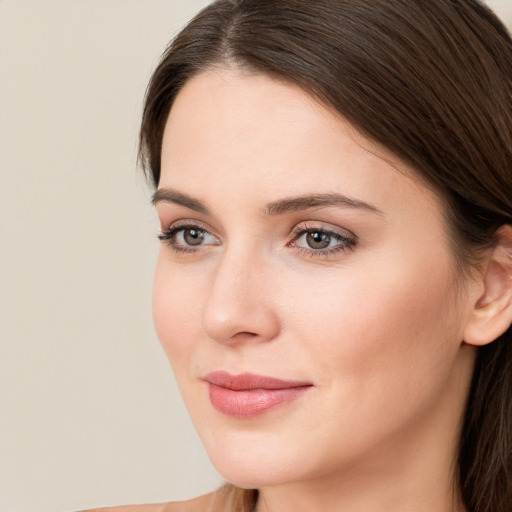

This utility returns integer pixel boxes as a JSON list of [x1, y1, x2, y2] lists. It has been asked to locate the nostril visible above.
[[234, 331, 259, 339], [201, 275, 281, 344], [222, 331, 263, 345]]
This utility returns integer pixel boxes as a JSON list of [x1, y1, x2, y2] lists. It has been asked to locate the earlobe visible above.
[[463, 225, 512, 347]]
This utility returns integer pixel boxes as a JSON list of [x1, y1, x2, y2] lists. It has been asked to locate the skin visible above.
[[151, 67, 485, 512], [78, 493, 216, 512]]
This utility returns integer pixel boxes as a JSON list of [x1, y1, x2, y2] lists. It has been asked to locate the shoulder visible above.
[[78, 492, 217, 512], [164, 493, 218, 512]]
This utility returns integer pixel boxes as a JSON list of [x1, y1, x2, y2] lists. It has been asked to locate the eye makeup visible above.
[[158, 219, 356, 259]]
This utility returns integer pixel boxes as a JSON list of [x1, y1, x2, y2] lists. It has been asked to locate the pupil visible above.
[[184, 229, 204, 246], [306, 231, 330, 249]]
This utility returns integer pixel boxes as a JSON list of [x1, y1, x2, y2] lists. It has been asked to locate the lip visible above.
[[203, 371, 313, 419]]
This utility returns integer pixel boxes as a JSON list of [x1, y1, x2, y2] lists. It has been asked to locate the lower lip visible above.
[[208, 384, 311, 419]]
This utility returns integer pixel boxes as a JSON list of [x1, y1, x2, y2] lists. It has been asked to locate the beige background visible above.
[[1, 1, 511, 511]]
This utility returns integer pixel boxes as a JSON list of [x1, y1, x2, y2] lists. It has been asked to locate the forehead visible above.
[[162, 68, 345, 166], [160, 67, 442, 221]]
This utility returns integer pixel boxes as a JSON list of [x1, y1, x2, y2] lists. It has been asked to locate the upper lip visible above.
[[203, 371, 312, 391]]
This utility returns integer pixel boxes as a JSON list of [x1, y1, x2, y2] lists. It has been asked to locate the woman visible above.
[[87, 0, 512, 511]]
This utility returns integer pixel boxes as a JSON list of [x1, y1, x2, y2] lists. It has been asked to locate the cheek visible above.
[[152, 255, 204, 367], [285, 245, 462, 412]]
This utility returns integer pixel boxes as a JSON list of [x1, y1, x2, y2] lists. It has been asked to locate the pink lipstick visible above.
[[204, 371, 312, 419]]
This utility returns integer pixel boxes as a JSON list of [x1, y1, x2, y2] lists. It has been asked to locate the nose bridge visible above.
[[201, 240, 279, 344]]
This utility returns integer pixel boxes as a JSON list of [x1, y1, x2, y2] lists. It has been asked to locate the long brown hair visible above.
[[139, 1, 512, 510]]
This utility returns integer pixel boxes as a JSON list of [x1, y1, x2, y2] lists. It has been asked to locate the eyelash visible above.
[[158, 222, 356, 257], [288, 223, 356, 257], [157, 221, 215, 254]]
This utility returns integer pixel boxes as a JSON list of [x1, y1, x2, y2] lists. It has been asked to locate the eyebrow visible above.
[[152, 188, 209, 215], [264, 193, 382, 216], [152, 188, 382, 216]]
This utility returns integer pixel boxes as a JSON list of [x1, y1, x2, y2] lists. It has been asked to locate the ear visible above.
[[464, 225, 512, 346]]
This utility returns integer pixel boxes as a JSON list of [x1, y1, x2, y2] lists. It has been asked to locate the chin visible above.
[[199, 425, 326, 490], [211, 456, 298, 490]]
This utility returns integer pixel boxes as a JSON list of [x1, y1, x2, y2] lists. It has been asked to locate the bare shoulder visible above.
[[163, 493, 218, 512], [79, 492, 217, 512], [77, 504, 166, 512]]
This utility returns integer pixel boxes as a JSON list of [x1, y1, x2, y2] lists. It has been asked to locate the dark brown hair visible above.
[[139, 1, 512, 510]]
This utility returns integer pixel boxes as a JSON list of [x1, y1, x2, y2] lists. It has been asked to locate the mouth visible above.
[[203, 371, 313, 419]]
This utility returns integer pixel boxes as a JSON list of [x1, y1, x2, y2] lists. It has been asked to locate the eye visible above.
[[290, 224, 356, 257], [158, 223, 219, 252], [179, 227, 206, 246], [303, 231, 334, 250]]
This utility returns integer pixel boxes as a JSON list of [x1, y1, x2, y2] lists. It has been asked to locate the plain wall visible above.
[[1, 1, 511, 512], [0, 2, 222, 512]]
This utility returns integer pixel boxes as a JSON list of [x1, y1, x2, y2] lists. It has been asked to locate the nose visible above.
[[201, 247, 280, 345]]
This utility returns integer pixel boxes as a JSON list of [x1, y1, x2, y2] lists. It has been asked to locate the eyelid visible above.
[[158, 218, 356, 258], [290, 221, 356, 242], [160, 218, 218, 237], [158, 220, 220, 248], [287, 221, 357, 257]]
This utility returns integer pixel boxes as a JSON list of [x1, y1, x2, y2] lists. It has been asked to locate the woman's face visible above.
[[153, 68, 477, 489]]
